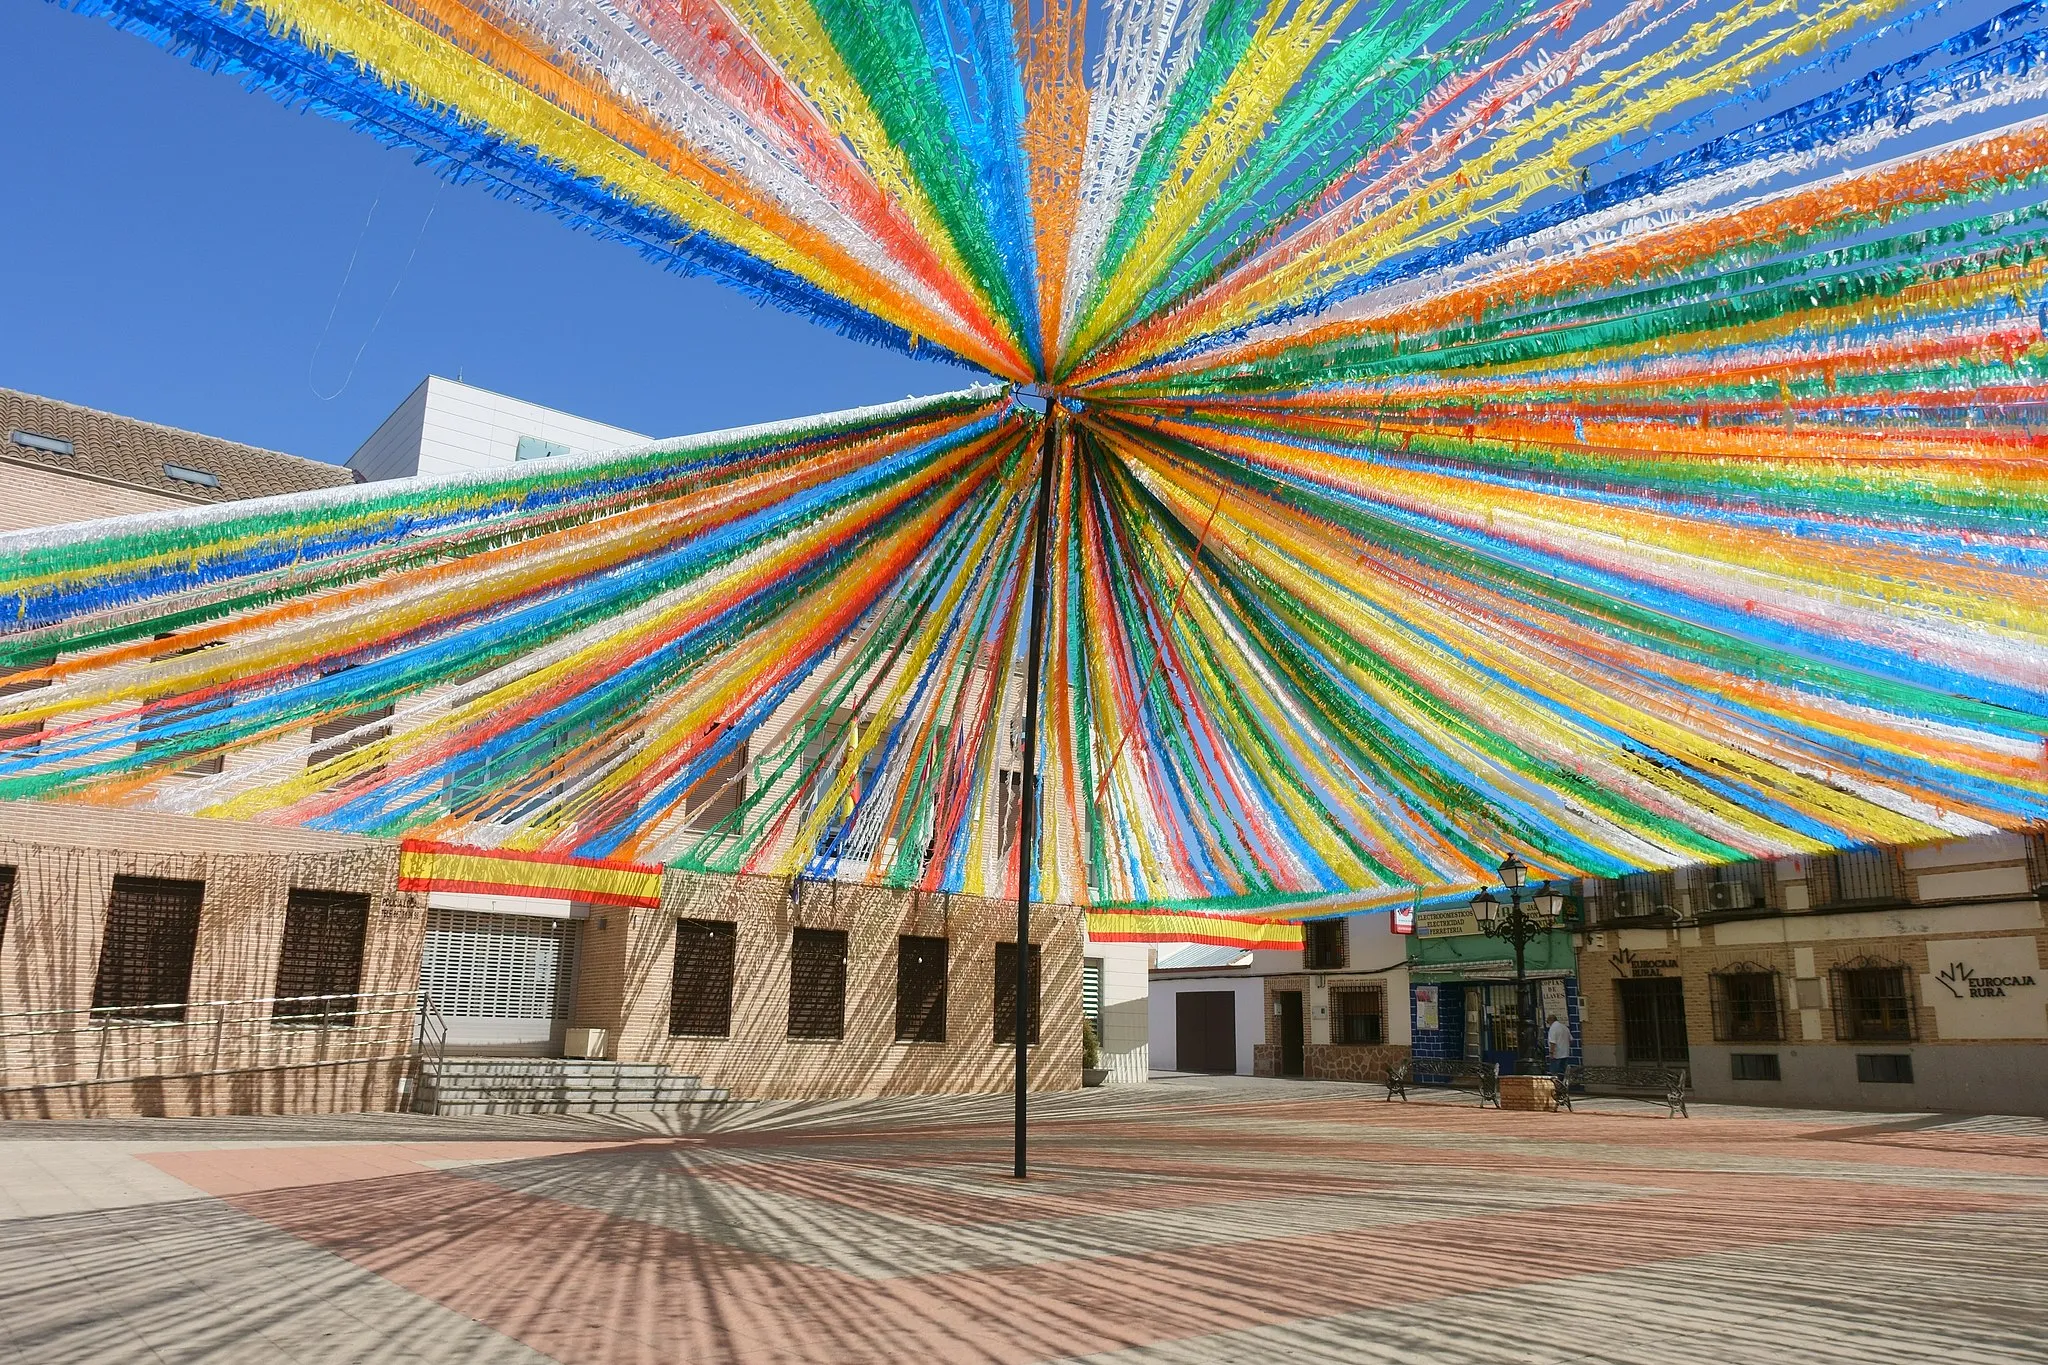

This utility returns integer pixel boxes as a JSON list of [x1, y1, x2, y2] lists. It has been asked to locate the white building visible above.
[[349, 376, 646, 482], [1149, 914, 1411, 1080]]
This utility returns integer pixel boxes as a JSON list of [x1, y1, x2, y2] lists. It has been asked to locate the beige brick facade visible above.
[[1251, 972, 1409, 1083]]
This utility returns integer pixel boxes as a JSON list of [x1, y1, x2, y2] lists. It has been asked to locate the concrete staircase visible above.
[[415, 1057, 729, 1116]]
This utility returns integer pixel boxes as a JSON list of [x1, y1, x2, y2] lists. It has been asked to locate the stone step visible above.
[[423, 1082, 711, 1103], [412, 1055, 729, 1115], [423, 1059, 669, 1077]]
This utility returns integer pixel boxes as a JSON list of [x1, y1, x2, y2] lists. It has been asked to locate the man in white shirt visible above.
[[1546, 1014, 1572, 1078]]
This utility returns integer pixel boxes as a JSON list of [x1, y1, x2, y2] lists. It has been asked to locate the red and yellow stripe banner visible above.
[[397, 838, 666, 909], [1085, 909, 1304, 950]]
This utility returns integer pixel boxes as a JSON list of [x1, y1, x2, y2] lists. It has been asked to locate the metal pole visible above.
[[1511, 888, 1529, 1073], [1015, 410, 1057, 1180]]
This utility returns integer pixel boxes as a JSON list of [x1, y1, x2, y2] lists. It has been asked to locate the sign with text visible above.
[[1415, 908, 1478, 938], [1609, 947, 1677, 978], [1921, 937, 2047, 1039], [1415, 985, 1440, 1031], [1391, 903, 1416, 935]]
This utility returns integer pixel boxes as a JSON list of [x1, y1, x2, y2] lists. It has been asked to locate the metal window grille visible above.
[[1082, 958, 1104, 1038], [1698, 861, 1771, 914], [0, 864, 14, 952], [1304, 920, 1346, 970], [1730, 1053, 1781, 1081], [1814, 846, 1905, 908], [420, 909, 576, 1021], [1709, 966, 1784, 1042], [1593, 870, 1677, 923], [1832, 958, 1915, 1041], [1616, 977, 1690, 1065], [670, 918, 736, 1037], [896, 935, 948, 1043], [993, 942, 1040, 1045], [1333, 985, 1384, 1045], [1856, 1053, 1914, 1084], [91, 876, 204, 1022], [788, 927, 847, 1040], [273, 889, 370, 1025]]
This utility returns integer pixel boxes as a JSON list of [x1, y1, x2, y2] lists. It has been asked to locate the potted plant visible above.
[[1082, 1017, 1109, 1087]]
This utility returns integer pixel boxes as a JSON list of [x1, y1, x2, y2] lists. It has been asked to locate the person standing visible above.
[[1546, 1013, 1571, 1078]]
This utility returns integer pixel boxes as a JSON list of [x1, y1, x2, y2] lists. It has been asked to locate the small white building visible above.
[[349, 375, 646, 482], [1149, 914, 1411, 1081]]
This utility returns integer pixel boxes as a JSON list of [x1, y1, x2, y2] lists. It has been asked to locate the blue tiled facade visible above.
[[1409, 976, 1582, 1074]]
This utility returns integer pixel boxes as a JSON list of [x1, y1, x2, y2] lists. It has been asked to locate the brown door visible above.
[[1175, 991, 1237, 1073], [1278, 990, 1305, 1076], [1618, 977, 1690, 1065]]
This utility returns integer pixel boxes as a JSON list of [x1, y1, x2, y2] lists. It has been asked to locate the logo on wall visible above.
[[1609, 947, 1679, 978], [1936, 961, 2039, 999]]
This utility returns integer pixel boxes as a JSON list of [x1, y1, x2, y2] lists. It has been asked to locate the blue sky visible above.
[[0, 2, 963, 464]]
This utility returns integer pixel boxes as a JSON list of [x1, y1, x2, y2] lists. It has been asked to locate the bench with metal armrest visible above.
[[1383, 1058, 1500, 1108], [1555, 1063, 1690, 1118]]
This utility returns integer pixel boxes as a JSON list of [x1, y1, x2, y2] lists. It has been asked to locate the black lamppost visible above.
[[1470, 853, 1566, 1072]]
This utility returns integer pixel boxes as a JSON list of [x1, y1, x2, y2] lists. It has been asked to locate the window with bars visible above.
[[1709, 965, 1784, 1042], [1697, 861, 1770, 914], [1333, 985, 1385, 1045], [1833, 958, 1915, 1041], [896, 935, 948, 1043], [670, 918, 737, 1037], [788, 927, 848, 1040], [273, 889, 370, 1025], [993, 942, 1040, 1045], [1591, 870, 1677, 923], [1813, 846, 1906, 908], [1304, 919, 1347, 970], [91, 876, 205, 1022]]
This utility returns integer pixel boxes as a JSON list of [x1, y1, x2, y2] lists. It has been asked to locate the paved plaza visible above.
[[1, 1076, 2044, 1364]]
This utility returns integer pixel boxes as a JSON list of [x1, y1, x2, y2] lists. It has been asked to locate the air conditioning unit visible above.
[[1620, 889, 1658, 918], [1707, 881, 1756, 912]]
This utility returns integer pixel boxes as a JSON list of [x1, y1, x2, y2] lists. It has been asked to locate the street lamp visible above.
[[1471, 857, 1565, 1072]]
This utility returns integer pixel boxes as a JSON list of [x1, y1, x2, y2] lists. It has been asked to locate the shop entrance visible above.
[[1464, 982, 1529, 1072], [1618, 977, 1690, 1065], [419, 908, 580, 1054]]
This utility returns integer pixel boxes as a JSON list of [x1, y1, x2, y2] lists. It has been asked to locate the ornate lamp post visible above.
[[1471, 854, 1567, 1071]]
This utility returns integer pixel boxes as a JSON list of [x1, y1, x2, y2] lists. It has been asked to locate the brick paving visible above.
[[1, 1076, 2045, 1363]]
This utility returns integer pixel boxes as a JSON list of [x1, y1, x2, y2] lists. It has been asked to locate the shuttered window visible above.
[[993, 942, 1041, 1045], [273, 889, 370, 1024], [92, 876, 204, 1022], [309, 703, 395, 769], [671, 918, 737, 1037], [788, 928, 848, 1040], [1082, 957, 1104, 1037], [896, 935, 948, 1043]]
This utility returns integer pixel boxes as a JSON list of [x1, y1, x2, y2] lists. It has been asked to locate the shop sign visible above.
[[1921, 938, 2048, 1040], [1415, 985, 1440, 1031], [1391, 903, 1415, 935], [1416, 908, 1478, 938], [1610, 948, 1678, 978]]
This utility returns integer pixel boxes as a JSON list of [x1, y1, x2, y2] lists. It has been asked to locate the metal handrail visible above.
[[0, 990, 423, 1091]]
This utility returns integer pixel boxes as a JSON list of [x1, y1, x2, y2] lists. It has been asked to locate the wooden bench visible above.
[[1384, 1058, 1500, 1108], [1557, 1063, 1689, 1118]]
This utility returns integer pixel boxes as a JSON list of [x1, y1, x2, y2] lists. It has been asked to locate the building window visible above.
[[1616, 977, 1690, 1065], [1709, 965, 1783, 1042], [1304, 919, 1346, 970], [1857, 1053, 1914, 1084], [91, 876, 205, 1022], [1814, 846, 1905, 907], [670, 919, 737, 1037], [1730, 1053, 1781, 1082], [993, 942, 1041, 1045], [0, 657, 53, 754], [1334, 985, 1384, 1045], [1699, 861, 1768, 914], [273, 889, 370, 1024], [309, 703, 395, 769], [1594, 870, 1677, 923], [1833, 957, 1915, 1041], [896, 935, 948, 1043], [1082, 957, 1104, 1040], [788, 927, 847, 1040], [515, 435, 571, 461], [140, 635, 226, 776], [0, 864, 15, 952], [162, 462, 220, 489], [10, 429, 75, 457], [996, 769, 1022, 854], [684, 730, 748, 833]]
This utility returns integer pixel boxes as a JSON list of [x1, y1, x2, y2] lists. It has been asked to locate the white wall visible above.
[[1084, 940, 1152, 1084], [349, 377, 646, 482], [1148, 976, 1264, 1075]]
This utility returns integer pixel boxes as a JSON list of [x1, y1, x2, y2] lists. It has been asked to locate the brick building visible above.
[[1574, 831, 2048, 1114], [0, 386, 1106, 1117]]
